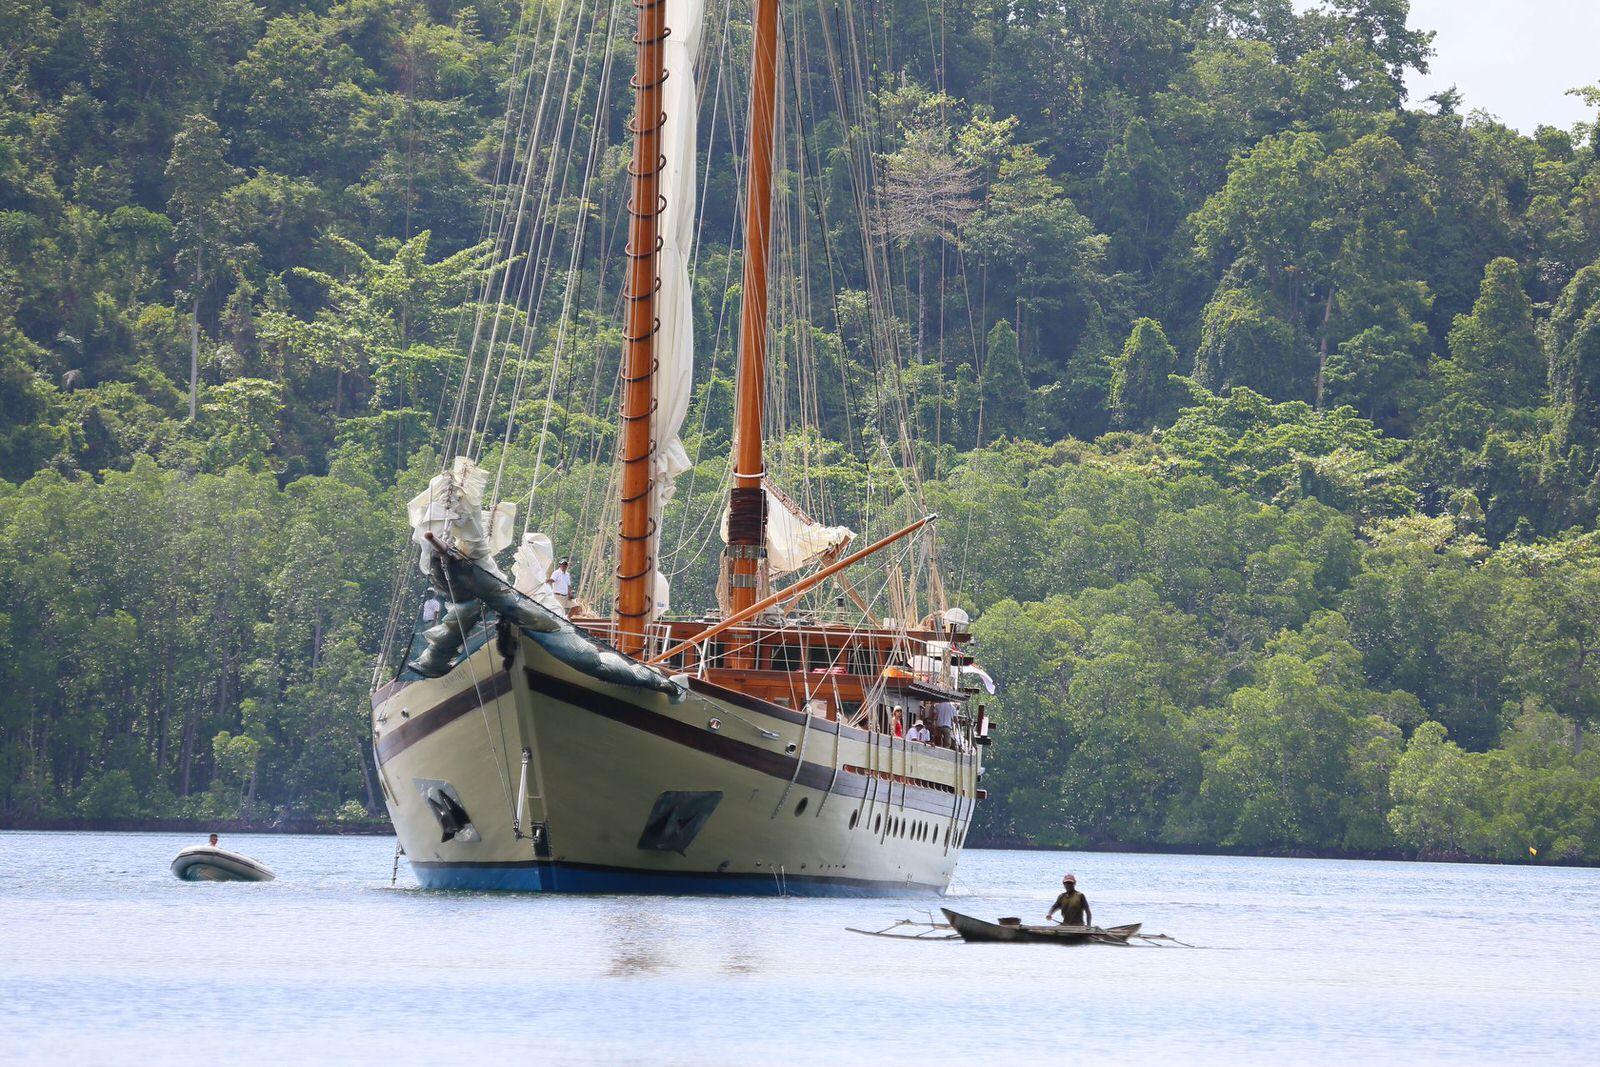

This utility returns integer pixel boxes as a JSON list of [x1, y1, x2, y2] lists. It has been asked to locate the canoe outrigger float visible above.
[[849, 909, 1192, 947]]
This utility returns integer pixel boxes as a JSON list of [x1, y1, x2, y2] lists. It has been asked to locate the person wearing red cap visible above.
[[1048, 873, 1092, 927]]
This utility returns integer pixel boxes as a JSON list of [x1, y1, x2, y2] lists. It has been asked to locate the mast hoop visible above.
[[624, 281, 663, 302], [614, 323, 659, 351], [614, 511, 659, 537], [619, 480, 657, 506], [618, 399, 659, 420], [623, 235, 666, 258], [624, 200, 669, 223]]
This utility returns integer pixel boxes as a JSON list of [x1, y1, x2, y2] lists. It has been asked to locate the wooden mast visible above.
[[615, 0, 670, 657], [723, 0, 779, 658]]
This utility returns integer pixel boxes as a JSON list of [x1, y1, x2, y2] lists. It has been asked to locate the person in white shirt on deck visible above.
[[546, 559, 573, 614], [908, 719, 931, 743], [420, 589, 444, 624]]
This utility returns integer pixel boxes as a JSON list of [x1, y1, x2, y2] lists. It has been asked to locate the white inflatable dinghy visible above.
[[170, 845, 275, 882]]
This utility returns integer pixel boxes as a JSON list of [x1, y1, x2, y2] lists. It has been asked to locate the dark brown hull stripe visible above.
[[375, 671, 511, 765], [371, 676, 411, 709], [524, 669, 967, 819], [374, 665, 974, 819]]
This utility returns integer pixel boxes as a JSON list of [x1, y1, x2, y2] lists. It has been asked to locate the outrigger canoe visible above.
[[940, 908, 1140, 945], [170, 845, 275, 883]]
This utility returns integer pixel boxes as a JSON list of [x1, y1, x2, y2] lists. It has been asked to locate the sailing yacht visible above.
[[368, 0, 989, 895]]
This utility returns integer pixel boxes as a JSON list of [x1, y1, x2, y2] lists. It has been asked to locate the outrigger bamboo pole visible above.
[[645, 514, 936, 666], [615, 0, 670, 657]]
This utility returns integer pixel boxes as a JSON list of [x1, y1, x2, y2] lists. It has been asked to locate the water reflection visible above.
[[602, 911, 665, 975], [0, 832, 1596, 1064]]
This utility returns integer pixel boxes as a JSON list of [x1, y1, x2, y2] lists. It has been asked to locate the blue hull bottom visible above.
[[410, 860, 943, 897]]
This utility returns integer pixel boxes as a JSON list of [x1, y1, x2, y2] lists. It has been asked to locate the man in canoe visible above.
[[1047, 873, 1092, 927]]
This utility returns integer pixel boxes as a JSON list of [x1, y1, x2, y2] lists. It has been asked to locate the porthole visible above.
[[794, 796, 808, 817], [874, 814, 882, 833], [944, 825, 950, 846], [849, 811, 859, 829]]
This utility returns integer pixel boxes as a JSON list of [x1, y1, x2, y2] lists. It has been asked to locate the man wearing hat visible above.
[[546, 558, 573, 614], [1047, 873, 1092, 927]]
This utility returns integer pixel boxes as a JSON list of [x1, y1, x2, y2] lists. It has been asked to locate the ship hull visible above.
[[371, 631, 981, 895]]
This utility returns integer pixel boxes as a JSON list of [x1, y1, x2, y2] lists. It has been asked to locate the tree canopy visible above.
[[3, 0, 1600, 860]]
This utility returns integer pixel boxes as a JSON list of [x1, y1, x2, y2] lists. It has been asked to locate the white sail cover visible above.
[[408, 456, 517, 580], [720, 483, 856, 577], [511, 530, 566, 614], [647, 0, 704, 619]]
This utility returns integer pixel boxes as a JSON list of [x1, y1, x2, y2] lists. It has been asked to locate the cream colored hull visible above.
[[371, 632, 982, 894]]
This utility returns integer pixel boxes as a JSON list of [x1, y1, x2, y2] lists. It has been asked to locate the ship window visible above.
[[808, 642, 834, 670], [874, 814, 882, 834], [794, 797, 808, 817], [770, 643, 800, 671], [849, 643, 879, 676], [944, 825, 950, 846], [849, 811, 859, 829]]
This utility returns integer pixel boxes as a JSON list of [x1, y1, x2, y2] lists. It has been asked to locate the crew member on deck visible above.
[[932, 700, 958, 746], [1048, 873, 1092, 926], [420, 589, 444, 623], [547, 559, 573, 614]]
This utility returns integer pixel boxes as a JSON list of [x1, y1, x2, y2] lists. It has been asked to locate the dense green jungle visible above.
[[4, 0, 1600, 863]]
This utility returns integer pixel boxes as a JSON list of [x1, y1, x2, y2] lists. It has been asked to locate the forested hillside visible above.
[[4, 0, 1600, 860]]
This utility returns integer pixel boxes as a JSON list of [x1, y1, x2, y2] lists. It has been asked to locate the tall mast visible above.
[[615, 0, 670, 657], [723, 0, 779, 634]]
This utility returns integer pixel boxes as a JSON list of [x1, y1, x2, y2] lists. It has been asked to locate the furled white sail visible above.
[[511, 530, 565, 614], [408, 456, 518, 580], [720, 482, 856, 576], [648, 0, 704, 619]]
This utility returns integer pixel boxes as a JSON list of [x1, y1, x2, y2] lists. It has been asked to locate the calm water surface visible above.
[[1, 832, 1595, 1064]]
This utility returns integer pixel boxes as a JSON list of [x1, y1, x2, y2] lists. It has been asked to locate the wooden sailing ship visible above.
[[368, 0, 990, 895]]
